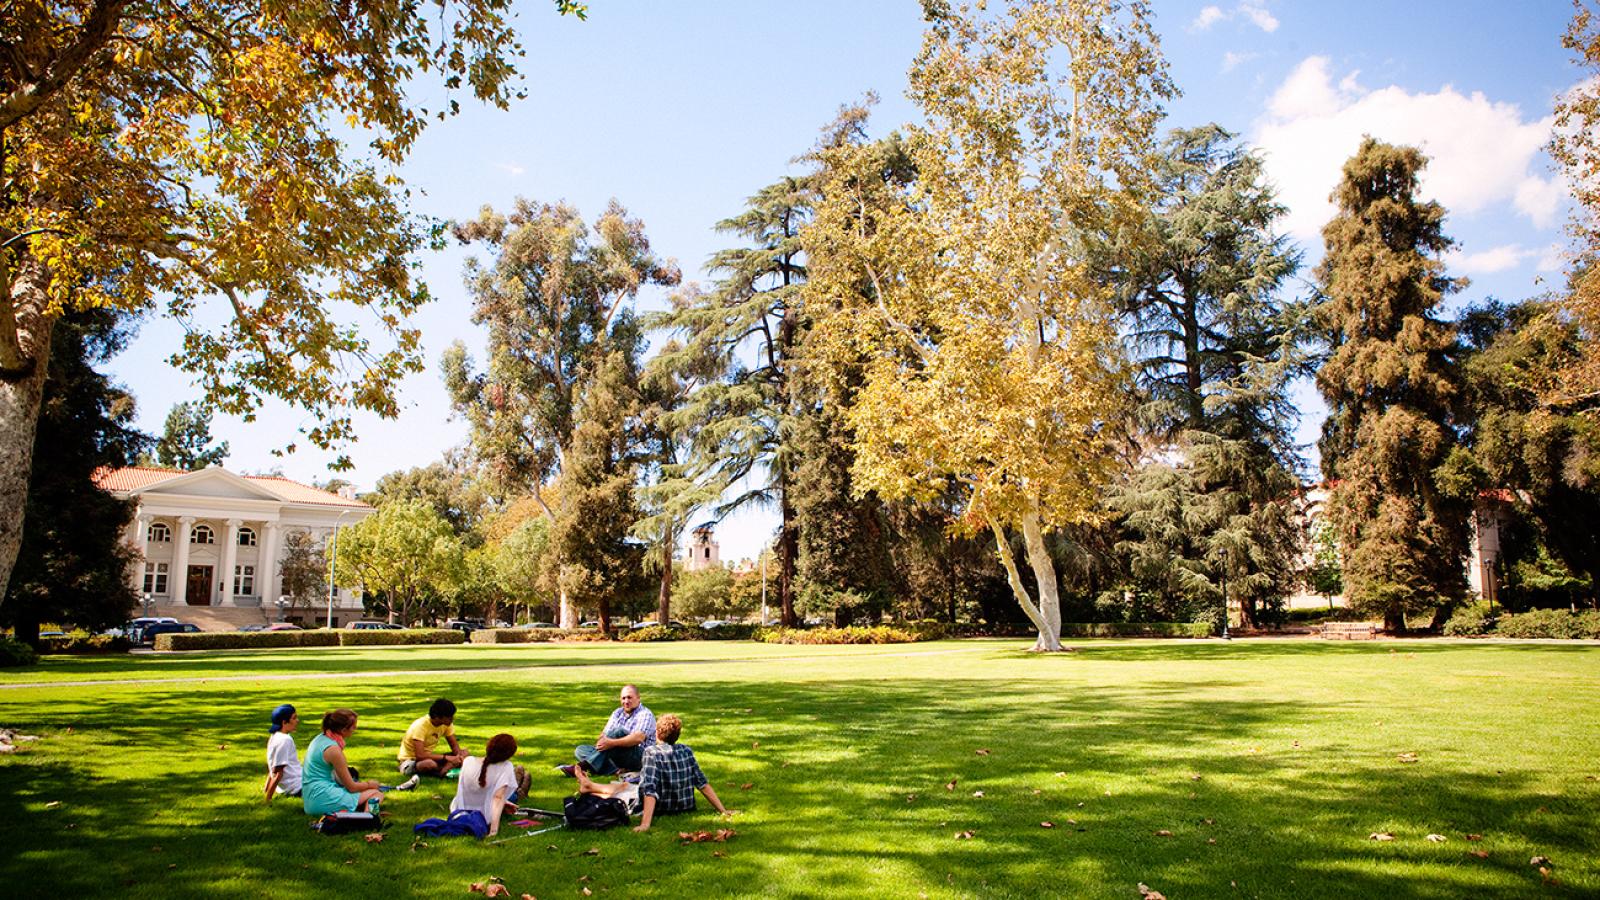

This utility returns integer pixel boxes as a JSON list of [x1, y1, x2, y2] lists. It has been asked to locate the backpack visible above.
[[311, 811, 384, 835], [563, 793, 629, 830]]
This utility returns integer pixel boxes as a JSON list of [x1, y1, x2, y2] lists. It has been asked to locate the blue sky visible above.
[[105, 1, 1584, 564]]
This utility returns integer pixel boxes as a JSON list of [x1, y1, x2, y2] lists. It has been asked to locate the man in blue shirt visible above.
[[560, 684, 656, 776]]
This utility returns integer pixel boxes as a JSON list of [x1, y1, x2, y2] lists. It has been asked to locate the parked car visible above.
[[445, 619, 485, 635], [577, 620, 601, 629], [38, 630, 68, 638], [630, 619, 688, 630], [237, 624, 267, 632], [700, 620, 726, 630], [141, 622, 201, 645], [128, 616, 177, 644], [264, 623, 302, 632], [347, 620, 403, 630], [517, 622, 558, 630]]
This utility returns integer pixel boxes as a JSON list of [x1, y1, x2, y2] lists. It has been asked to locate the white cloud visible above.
[[1191, 2, 1278, 33], [495, 163, 526, 176], [1253, 56, 1558, 240], [1221, 51, 1259, 73], [1536, 243, 1567, 273], [1239, 2, 1279, 33], [1443, 244, 1537, 276], [1192, 5, 1226, 31]]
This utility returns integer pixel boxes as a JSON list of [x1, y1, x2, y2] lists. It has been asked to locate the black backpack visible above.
[[563, 793, 629, 830], [311, 811, 384, 835]]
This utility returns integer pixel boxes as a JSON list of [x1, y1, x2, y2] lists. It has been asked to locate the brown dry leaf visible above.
[[1137, 883, 1167, 900], [714, 829, 736, 842], [521, 895, 536, 900], [581, 890, 592, 897], [1206, 838, 1217, 845], [1466, 833, 1483, 841], [1202, 818, 1215, 825], [945, 779, 957, 791], [582, 847, 601, 856], [711, 850, 727, 858], [740, 783, 753, 791], [906, 794, 917, 803], [1397, 752, 1419, 764], [1369, 832, 1396, 841], [1425, 834, 1446, 843], [1469, 850, 1489, 859], [364, 833, 385, 843], [751, 741, 759, 749], [1066, 819, 1077, 825], [483, 886, 510, 899], [578, 876, 589, 883], [469, 883, 486, 895], [1530, 855, 1551, 866], [217, 744, 228, 751], [1189, 774, 1202, 781], [1054, 772, 1067, 778], [954, 830, 975, 840], [972, 790, 984, 798], [44, 801, 62, 810], [1154, 830, 1173, 837], [975, 748, 991, 756], [1031, 789, 1042, 795], [1040, 821, 1055, 828]]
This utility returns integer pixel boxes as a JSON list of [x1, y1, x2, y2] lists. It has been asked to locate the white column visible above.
[[220, 519, 241, 606], [172, 516, 194, 603], [129, 511, 150, 594], [260, 523, 281, 608]]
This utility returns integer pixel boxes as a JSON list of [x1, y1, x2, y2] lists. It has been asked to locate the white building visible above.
[[686, 522, 720, 572], [95, 465, 374, 628]]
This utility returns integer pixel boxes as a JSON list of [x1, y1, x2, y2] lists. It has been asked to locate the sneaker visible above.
[[394, 774, 420, 792], [398, 759, 417, 777], [555, 764, 578, 778]]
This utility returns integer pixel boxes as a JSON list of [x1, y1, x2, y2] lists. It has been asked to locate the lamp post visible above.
[[276, 596, 290, 623], [142, 592, 151, 618]]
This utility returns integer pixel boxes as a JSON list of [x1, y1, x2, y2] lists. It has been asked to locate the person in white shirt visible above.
[[450, 733, 523, 836], [264, 704, 303, 801]]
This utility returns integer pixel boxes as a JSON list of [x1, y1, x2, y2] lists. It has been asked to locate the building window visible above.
[[143, 563, 169, 594], [233, 565, 255, 596], [704, 547, 711, 559], [147, 522, 171, 543], [237, 527, 257, 547], [191, 524, 214, 544]]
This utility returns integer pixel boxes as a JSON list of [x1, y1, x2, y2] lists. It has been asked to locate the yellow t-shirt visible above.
[[398, 716, 455, 761]]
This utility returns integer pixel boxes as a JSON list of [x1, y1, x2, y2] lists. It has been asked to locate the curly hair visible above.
[[656, 714, 683, 745]]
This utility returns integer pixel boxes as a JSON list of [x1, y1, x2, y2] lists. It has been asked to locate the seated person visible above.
[[575, 713, 730, 832], [303, 708, 383, 816], [399, 698, 466, 778], [264, 704, 302, 801], [561, 684, 654, 777], [451, 733, 522, 837]]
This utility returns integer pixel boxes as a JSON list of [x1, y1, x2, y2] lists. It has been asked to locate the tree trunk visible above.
[[986, 516, 1059, 651], [0, 261, 54, 610], [598, 597, 611, 636], [1019, 504, 1064, 651], [558, 584, 575, 630], [778, 483, 798, 627], [656, 526, 673, 626]]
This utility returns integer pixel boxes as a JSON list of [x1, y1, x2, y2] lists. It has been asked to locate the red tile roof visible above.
[[92, 466, 370, 509]]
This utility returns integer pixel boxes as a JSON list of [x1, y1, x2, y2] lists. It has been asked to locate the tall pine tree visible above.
[[1316, 139, 1469, 631]]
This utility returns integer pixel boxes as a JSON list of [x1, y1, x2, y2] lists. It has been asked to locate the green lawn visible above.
[[1, 638, 1596, 898]]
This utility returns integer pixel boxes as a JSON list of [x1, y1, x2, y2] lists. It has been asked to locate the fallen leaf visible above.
[[711, 850, 727, 858], [44, 801, 62, 810], [364, 833, 384, 843], [1040, 821, 1054, 828], [1397, 752, 1419, 764], [1466, 833, 1483, 841], [521, 895, 536, 900], [1469, 850, 1489, 859], [1425, 834, 1446, 843], [975, 748, 991, 756], [577, 876, 589, 883], [1137, 883, 1167, 900], [1202, 818, 1215, 825], [469, 883, 486, 894], [483, 887, 510, 899], [582, 847, 600, 856], [217, 744, 228, 750], [1292, 741, 1301, 748], [906, 794, 917, 803], [1054, 772, 1067, 778], [954, 830, 975, 840], [1530, 855, 1551, 866], [1154, 830, 1173, 837], [1031, 789, 1042, 795], [945, 779, 957, 791], [751, 741, 759, 749], [581, 890, 592, 897], [168, 864, 177, 870], [1369, 832, 1396, 841], [1077, 802, 1085, 808], [972, 790, 984, 798], [1206, 838, 1216, 845], [1189, 774, 1202, 781], [1066, 819, 1077, 825]]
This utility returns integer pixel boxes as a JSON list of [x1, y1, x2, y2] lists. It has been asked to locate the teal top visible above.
[[302, 732, 361, 816]]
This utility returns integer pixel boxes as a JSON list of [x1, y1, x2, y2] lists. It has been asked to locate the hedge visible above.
[[471, 628, 577, 644], [1442, 607, 1600, 640], [755, 623, 949, 645], [1058, 622, 1213, 638], [0, 635, 39, 667], [337, 629, 465, 646], [154, 629, 466, 651], [39, 634, 134, 654]]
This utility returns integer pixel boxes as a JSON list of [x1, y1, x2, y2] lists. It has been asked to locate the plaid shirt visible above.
[[638, 743, 707, 814], [606, 704, 656, 749]]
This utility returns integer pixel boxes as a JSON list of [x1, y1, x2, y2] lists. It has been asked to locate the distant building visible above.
[[94, 465, 373, 628], [686, 522, 720, 572]]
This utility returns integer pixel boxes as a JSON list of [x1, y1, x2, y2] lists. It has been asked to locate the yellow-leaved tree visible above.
[[0, 0, 585, 602], [803, 0, 1173, 650], [1551, 0, 1600, 403]]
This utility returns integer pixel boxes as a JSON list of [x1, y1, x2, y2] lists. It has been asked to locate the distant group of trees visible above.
[[3, 2, 1597, 646]]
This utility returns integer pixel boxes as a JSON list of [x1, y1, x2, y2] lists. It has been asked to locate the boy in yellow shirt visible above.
[[398, 698, 466, 779]]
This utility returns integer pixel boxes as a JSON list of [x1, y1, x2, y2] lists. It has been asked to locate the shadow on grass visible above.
[[0, 670, 1595, 898]]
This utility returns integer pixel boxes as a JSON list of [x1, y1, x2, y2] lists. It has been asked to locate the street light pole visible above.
[[760, 551, 768, 627]]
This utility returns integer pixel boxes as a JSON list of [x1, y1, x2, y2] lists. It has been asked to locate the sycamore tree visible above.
[[333, 499, 464, 626], [1551, 0, 1600, 402], [1315, 139, 1470, 631], [0, 0, 585, 602], [444, 199, 677, 628], [804, 0, 1174, 651]]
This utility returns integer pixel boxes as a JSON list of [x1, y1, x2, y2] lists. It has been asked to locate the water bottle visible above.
[[369, 798, 380, 816]]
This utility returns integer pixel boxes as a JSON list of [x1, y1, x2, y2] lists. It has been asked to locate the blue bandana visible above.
[[270, 704, 296, 733]]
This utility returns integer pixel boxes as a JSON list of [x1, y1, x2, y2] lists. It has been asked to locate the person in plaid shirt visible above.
[[563, 684, 656, 776], [632, 714, 729, 832]]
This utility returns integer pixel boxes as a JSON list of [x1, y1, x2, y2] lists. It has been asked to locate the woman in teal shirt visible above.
[[303, 708, 383, 816]]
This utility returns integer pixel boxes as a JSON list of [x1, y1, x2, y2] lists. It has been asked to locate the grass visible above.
[[1, 638, 1597, 898]]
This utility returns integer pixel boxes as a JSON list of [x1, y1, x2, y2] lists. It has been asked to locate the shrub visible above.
[[469, 628, 605, 644], [755, 623, 947, 645], [39, 633, 134, 654], [1443, 606, 1497, 637], [337, 629, 465, 646], [1057, 622, 1212, 638], [0, 635, 39, 667], [156, 631, 341, 651], [1492, 608, 1600, 640]]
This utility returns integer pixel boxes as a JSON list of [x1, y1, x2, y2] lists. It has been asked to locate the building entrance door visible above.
[[185, 565, 213, 606]]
